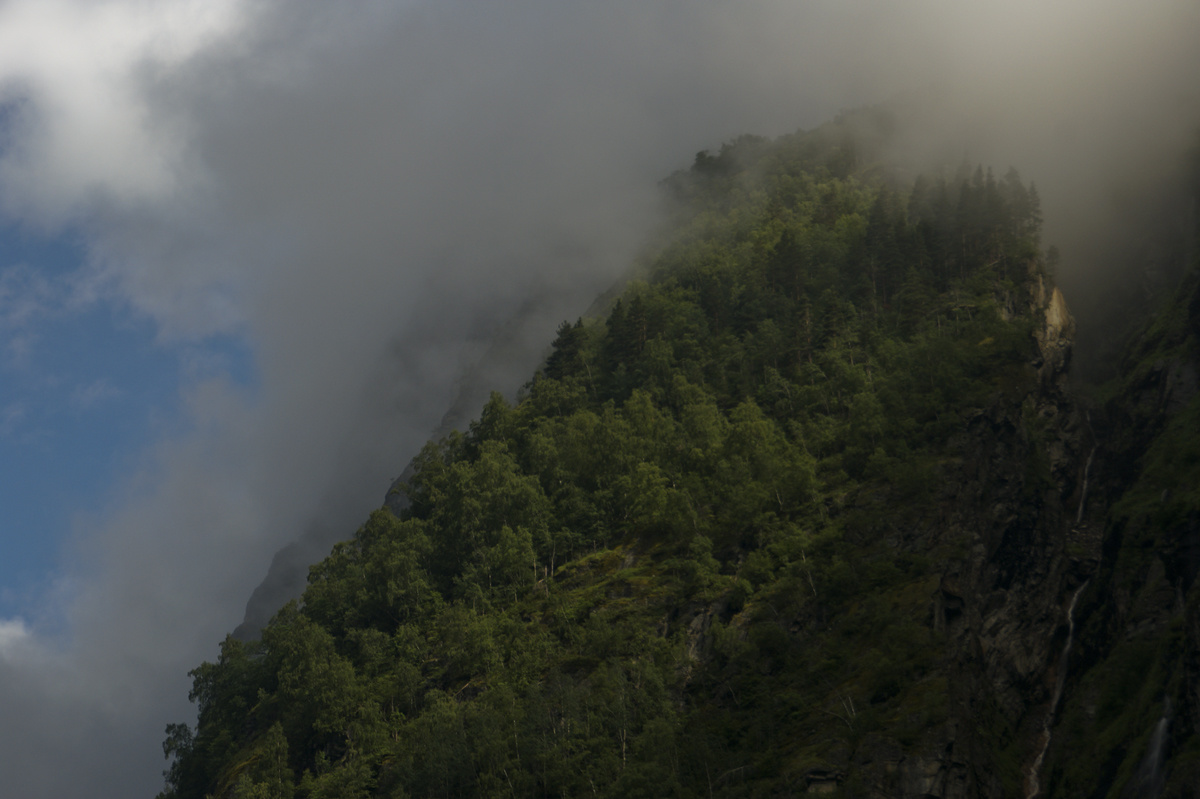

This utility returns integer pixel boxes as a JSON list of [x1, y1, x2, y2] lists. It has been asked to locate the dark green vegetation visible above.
[[159, 112, 1200, 798], [1044, 264, 1200, 798]]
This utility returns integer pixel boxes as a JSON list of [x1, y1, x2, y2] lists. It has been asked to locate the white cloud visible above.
[[0, 0, 246, 224], [0, 617, 29, 657]]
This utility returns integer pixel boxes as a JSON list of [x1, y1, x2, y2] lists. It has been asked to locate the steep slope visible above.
[[1042, 268, 1200, 798], [233, 296, 575, 642], [156, 113, 1196, 799]]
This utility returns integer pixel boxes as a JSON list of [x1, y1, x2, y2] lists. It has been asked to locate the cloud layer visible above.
[[0, 1, 1196, 796]]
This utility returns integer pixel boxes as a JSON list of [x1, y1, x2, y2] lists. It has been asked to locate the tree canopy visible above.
[[159, 111, 1059, 799]]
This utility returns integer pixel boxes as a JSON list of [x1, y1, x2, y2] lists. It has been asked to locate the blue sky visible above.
[[0, 229, 169, 613], [0, 222, 261, 618]]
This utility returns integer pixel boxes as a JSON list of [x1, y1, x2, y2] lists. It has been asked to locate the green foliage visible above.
[[161, 115, 1054, 798]]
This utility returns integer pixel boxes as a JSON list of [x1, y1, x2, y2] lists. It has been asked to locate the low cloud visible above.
[[0, 616, 28, 655]]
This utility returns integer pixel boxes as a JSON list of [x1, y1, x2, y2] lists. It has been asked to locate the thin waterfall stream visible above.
[[1121, 697, 1172, 798], [1025, 581, 1089, 799], [1076, 445, 1095, 525]]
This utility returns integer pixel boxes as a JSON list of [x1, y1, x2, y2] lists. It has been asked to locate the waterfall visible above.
[[1076, 445, 1095, 525], [1121, 698, 1172, 799], [1025, 582, 1089, 799]]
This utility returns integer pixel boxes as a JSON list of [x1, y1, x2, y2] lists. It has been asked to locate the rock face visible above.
[[830, 271, 1200, 798], [1041, 270, 1200, 798], [1033, 278, 1076, 389], [232, 533, 340, 641], [907, 276, 1092, 797], [797, 271, 1191, 797]]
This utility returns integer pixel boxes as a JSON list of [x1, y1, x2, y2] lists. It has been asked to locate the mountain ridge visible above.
[[159, 112, 1200, 798]]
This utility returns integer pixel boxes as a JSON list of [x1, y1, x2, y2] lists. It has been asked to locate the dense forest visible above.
[[158, 110, 1200, 797]]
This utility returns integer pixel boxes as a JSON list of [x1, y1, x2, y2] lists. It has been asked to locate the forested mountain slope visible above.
[[158, 111, 1200, 798]]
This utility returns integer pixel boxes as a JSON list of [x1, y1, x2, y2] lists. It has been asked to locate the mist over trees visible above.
[[159, 115, 1084, 798]]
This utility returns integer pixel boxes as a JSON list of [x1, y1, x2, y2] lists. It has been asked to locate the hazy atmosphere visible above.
[[0, 1, 1196, 796]]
